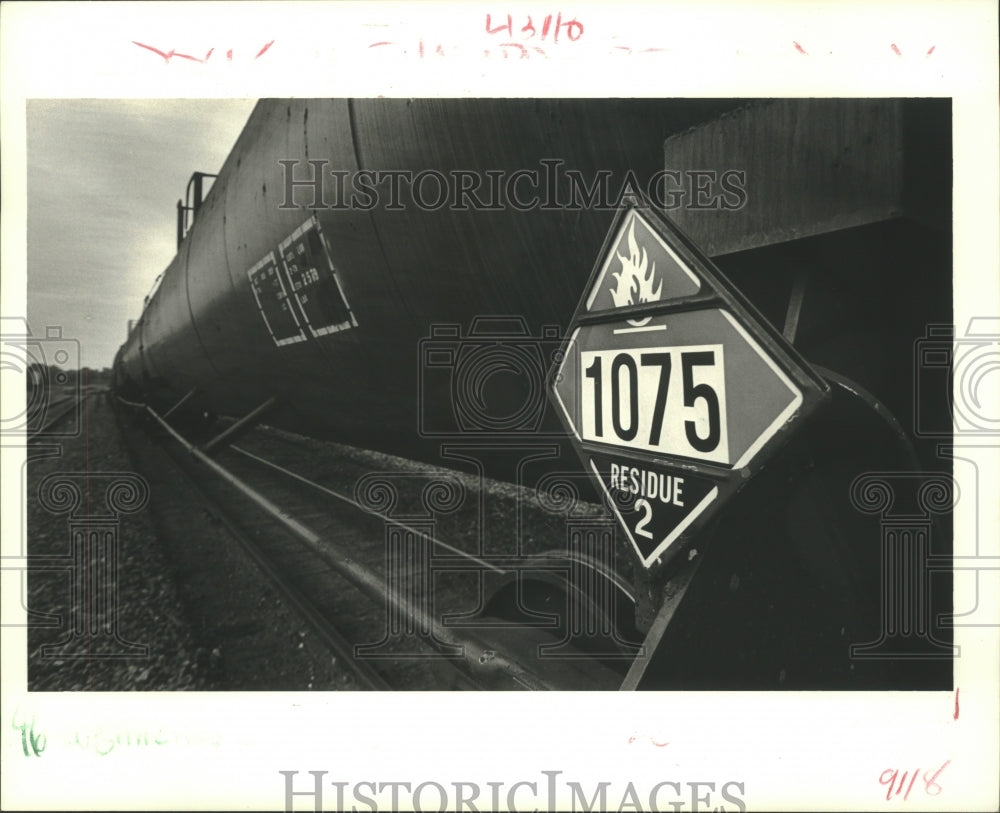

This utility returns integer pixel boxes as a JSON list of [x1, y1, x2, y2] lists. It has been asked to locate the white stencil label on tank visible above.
[[276, 216, 358, 339], [247, 251, 308, 347]]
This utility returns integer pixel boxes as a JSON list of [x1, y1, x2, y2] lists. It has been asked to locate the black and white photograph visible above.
[[20, 96, 957, 693], [2, 3, 997, 812]]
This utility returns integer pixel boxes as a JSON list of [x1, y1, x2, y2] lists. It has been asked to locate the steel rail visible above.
[[229, 444, 507, 575], [32, 394, 85, 435], [139, 403, 560, 690], [174, 463, 393, 691], [114, 393, 391, 689]]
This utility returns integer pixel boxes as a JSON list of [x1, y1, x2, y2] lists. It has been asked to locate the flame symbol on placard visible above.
[[610, 219, 661, 327]]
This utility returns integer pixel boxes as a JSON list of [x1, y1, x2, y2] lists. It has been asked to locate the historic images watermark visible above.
[[913, 318, 1000, 438], [351, 470, 468, 659], [280, 769, 747, 812], [849, 317, 1000, 660], [849, 472, 955, 659], [916, 319, 1000, 633], [417, 317, 564, 438], [279, 159, 748, 213], [0, 317, 82, 439], [22, 472, 151, 659]]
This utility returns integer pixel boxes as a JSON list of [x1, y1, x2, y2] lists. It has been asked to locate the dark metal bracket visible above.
[[163, 387, 199, 419], [200, 397, 278, 456], [783, 267, 810, 345]]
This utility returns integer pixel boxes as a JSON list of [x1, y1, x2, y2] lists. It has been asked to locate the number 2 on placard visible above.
[[634, 498, 653, 538]]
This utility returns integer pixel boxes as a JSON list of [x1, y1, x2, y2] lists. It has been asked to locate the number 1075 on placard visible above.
[[579, 344, 730, 465]]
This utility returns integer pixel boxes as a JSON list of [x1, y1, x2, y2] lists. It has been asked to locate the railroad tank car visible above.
[[116, 99, 739, 453], [115, 98, 954, 689]]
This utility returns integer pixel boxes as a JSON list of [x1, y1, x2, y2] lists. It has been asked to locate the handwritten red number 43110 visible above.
[[879, 760, 950, 802], [485, 13, 583, 42]]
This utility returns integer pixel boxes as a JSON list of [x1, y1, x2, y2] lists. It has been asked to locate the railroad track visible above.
[[114, 399, 634, 690], [29, 390, 96, 436]]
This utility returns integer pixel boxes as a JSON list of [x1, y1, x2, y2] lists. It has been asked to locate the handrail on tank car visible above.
[[176, 171, 218, 248]]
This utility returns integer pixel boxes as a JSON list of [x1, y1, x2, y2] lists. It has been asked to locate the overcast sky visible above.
[[27, 99, 257, 369]]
